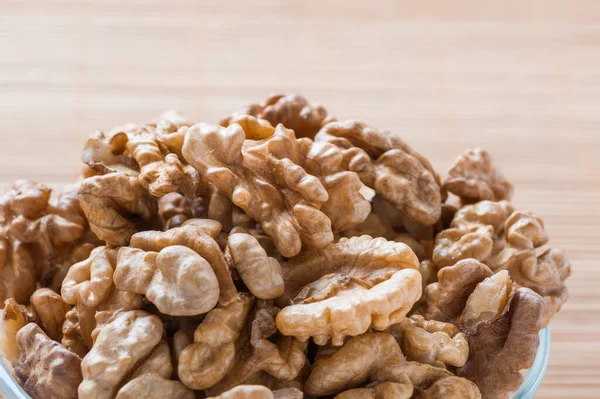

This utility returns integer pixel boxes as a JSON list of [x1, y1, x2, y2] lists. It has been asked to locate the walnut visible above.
[[128, 219, 238, 305], [182, 120, 334, 257], [221, 93, 332, 139], [15, 323, 82, 399], [61, 305, 89, 358], [314, 120, 442, 226], [30, 288, 70, 341], [432, 201, 514, 268], [206, 385, 303, 399], [82, 115, 199, 197], [178, 294, 254, 389], [386, 315, 468, 368], [0, 299, 28, 365], [489, 211, 571, 326], [114, 245, 220, 315], [276, 236, 421, 345], [158, 192, 205, 230], [116, 373, 194, 399], [205, 301, 307, 396], [1, 180, 96, 304], [78, 173, 158, 246], [417, 376, 482, 399], [339, 212, 397, 240], [334, 381, 413, 399], [304, 332, 475, 397], [443, 148, 513, 204], [225, 233, 284, 299], [418, 261, 545, 399], [79, 310, 164, 399]]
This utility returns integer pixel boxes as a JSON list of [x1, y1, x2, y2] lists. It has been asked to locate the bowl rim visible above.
[[0, 327, 551, 399]]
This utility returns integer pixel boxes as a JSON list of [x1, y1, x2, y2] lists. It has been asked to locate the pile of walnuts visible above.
[[0, 94, 571, 399]]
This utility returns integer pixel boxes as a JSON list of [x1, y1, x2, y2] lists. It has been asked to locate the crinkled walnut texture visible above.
[[128, 219, 238, 305], [386, 315, 468, 368], [30, 288, 70, 341], [417, 376, 482, 399], [78, 173, 158, 247], [418, 261, 545, 399], [158, 192, 205, 230], [334, 381, 413, 399], [489, 211, 571, 327], [15, 323, 82, 399], [114, 245, 220, 315], [221, 93, 332, 139], [225, 232, 284, 299], [1, 180, 96, 304], [304, 332, 477, 397], [205, 300, 307, 396], [443, 148, 513, 204], [183, 120, 334, 258], [206, 385, 303, 399], [82, 114, 199, 198], [179, 294, 254, 389], [0, 299, 28, 365], [79, 310, 163, 399], [314, 120, 442, 226], [276, 236, 420, 345], [432, 201, 514, 268], [116, 373, 194, 399]]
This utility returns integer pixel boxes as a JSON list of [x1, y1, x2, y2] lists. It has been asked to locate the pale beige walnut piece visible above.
[[225, 232, 284, 299], [304, 332, 477, 397], [386, 315, 468, 368], [276, 236, 421, 346], [183, 120, 335, 258], [443, 148, 513, 204], [221, 93, 332, 139], [15, 323, 82, 399], [128, 219, 238, 305], [0, 180, 96, 304], [206, 384, 303, 399], [81, 115, 199, 198], [78, 173, 158, 247], [116, 373, 194, 399], [30, 288, 70, 341], [205, 300, 307, 396], [114, 245, 220, 315], [79, 310, 163, 399], [0, 299, 28, 365], [178, 293, 254, 389], [432, 201, 514, 268], [334, 381, 413, 399], [489, 211, 571, 327], [314, 120, 442, 226]]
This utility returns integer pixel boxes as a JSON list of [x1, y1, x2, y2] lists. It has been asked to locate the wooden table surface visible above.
[[1, 1, 599, 397]]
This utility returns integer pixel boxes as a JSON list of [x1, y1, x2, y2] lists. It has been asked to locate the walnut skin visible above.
[[276, 236, 421, 345], [78, 173, 158, 247], [315, 120, 442, 226], [334, 381, 413, 399], [116, 373, 194, 399], [158, 192, 205, 230], [30, 288, 70, 341], [221, 93, 332, 139], [15, 323, 82, 399], [115, 245, 220, 315], [206, 385, 303, 399], [79, 310, 163, 399], [443, 148, 513, 204], [183, 120, 333, 257]]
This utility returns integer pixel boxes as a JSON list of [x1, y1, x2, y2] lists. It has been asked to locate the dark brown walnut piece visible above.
[[315, 120, 442, 226], [443, 148, 513, 204], [221, 93, 333, 139], [78, 173, 158, 247], [15, 323, 82, 399]]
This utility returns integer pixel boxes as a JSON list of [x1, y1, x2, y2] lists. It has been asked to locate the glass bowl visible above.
[[0, 327, 551, 399]]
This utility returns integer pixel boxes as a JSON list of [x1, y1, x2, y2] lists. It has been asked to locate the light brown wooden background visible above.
[[1, 1, 599, 397]]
